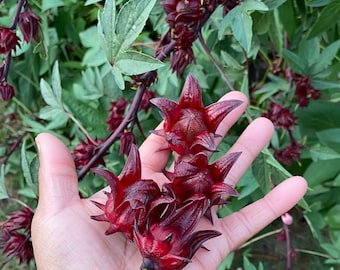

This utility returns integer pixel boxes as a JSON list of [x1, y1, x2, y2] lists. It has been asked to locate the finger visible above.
[[224, 117, 274, 186], [191, 176, 307, 269], [35, 133, 79, 214], [139, 121, 172, 178], [139, 91, 248, 177], [214, 91, 248, 144]]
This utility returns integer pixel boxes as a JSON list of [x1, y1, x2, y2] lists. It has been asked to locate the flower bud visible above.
[[281, 212, 293, 225], [0, 81, 15, 101], [18, 8, 42, 43], [0, 27, 20, 54]]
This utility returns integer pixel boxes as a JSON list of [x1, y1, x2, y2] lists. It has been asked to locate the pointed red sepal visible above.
[[90, 200, 106, 211], [105, 224, 119, 235], [190, 132, 217, 153], [212, 152, 242, 180], [124, 180, 161, 209], [150, 98, 179, 126], [185, 230, 222, 257], [205, 99, 243, 132], [90, 214, 108, 222], [160, 195, 209, 238], [91, 168, 120, 200], [210, 182, 239, 205], [119, 144, 141, 186], [150, 129, 165, 137], [178, 74, 204, 109]]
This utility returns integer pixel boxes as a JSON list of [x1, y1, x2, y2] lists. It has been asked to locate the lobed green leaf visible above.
[[115, 50, 164, 75]]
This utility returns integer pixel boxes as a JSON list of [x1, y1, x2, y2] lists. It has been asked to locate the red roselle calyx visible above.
[[0, 27, 20, 54], [0, 81, 15, 101], [18, 7, 42, 43], [135, 195, 221, 270], [0, 207, 34, 265], [92, 74, 243, 269], [91, 145, 161, 240], [163, 151, 241, 222], [151, 74, 243, 155]]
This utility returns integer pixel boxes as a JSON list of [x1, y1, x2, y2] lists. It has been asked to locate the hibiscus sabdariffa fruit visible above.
[[151, 74, 243, 155], [163, 151, 241, 222], [134, 195, 221, 270], [91, 145, 161, 241], [92, 73, 243, 270]]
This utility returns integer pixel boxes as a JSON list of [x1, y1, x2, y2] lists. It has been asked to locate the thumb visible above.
[[35, 133, 79, 214]]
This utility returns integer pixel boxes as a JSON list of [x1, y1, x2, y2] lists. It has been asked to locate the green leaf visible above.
[[115, 50, 164, 75], [278, 0, 298, 39], [98, 0, 117, 61], [316, 128, 340, 149], [232, 11, 253, 53], [304, 211, 326, 241], [99, 0, 157, 63], [312, 79, 340, 90], [243, 256, 257, 270], [85, 0, 102, 5], [299, 38, 320, 67], [42, 0, 64, 11], [80, 26, 102, 48], [40, 79, 61, 108], [282, 49, 306, 74], [304, 158, 340, 187], [112, 66, 125, 90], [251, 148, 309, 210], [310, 144, 340, 161], [115, 0, 157, 54], [220, 51, 243, 70], [252, 150, 275, 194], [308, 0, 333, 7], [242, 0, 269, 11], [0, 165, 9, 200], [21, 139, 38, 198], [312, 40, 340, 74], [325, 205, 340, 229], [268, 9, 283, 56], [52, 61, 63, 104], [218, 252, 234, 270], [308, 1, 340, 38], [46, 111, 69, 129], [39, 106, 64, 120], [262, 0, 286, 9]]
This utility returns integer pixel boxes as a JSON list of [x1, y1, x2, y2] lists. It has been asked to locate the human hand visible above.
[[31, 91, 307, 270]]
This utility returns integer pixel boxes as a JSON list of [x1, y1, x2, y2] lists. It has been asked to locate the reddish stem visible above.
[[1, 0, 26, 82], [77, 40, 176, 180]]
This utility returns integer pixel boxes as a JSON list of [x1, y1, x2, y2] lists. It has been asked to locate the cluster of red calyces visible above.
[[0, 207, 34, 265], [72, 138, 107, 169], [92, 74, 243, 270], [0, 2, 42, 101], [72, 91, 155, 170], [159, 0, 240, 76], [263, 102, 302, 165], [293, 73, 320, 107]]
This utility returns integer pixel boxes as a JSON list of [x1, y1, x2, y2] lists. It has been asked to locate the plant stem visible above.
[[1, 0, 26, 82], [0, 131, 28, 166], [77, 40, 176, 180], [64, 109, 97, 145], [294, 248, 333, 259], [283, 222, 293, 270], [240, 228, 283, 248], [197, 31, 235, 91]]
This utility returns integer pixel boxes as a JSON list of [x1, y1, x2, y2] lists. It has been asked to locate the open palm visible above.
[[32, 91, 307, 270]]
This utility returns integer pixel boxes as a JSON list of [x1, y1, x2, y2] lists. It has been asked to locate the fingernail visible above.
[[35, 137, 41, 154]]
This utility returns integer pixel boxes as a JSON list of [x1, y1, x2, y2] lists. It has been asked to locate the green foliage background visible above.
[[1, 0, 340, 269]]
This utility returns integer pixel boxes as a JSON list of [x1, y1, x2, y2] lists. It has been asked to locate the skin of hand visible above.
[[31, 91, 307, 270]]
